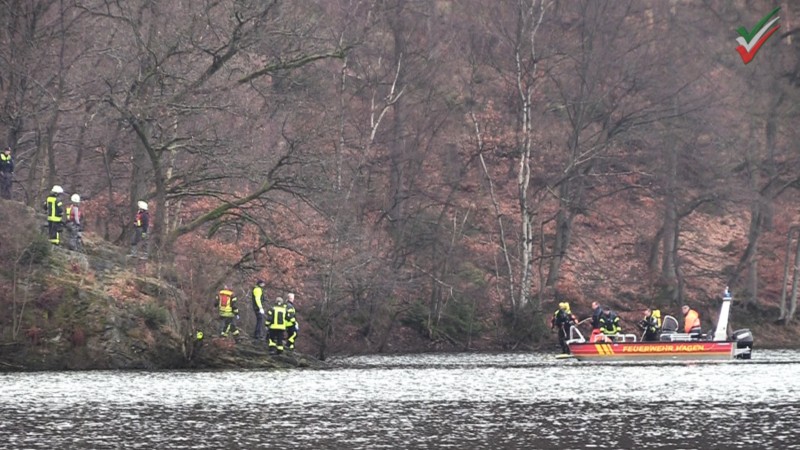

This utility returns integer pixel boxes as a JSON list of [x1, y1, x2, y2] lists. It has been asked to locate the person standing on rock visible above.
[[252, 279, 266, 340], [285, 293, 298, 351], [44, 185, 65, 245], [217, 285, 240, 340], [65, 194, 83, 251], [129, 200, 149, 257], [0, 146, 13, 199], [266, 296, 288, 354]]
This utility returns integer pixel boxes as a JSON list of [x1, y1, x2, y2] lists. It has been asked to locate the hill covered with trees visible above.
[[1, 0, 799, 363]]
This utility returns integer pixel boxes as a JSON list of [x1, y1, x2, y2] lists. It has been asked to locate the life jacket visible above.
[[684, 309, 701, 333], [218, 289, 236, 317]]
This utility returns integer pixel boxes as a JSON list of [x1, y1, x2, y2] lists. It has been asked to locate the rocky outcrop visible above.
[[0, 202, 323, 371]]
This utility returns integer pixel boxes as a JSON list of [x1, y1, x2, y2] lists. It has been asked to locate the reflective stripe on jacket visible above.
[[268, 304, 288, 330], [218, 289, 237, 317], [599, 313, 621, 335], [0, 153, 12, 172], [286, 303, 296, 327], [46, 196, 63, 222]]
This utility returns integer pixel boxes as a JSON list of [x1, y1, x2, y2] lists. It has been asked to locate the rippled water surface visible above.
[[2, 350, 800, 449]]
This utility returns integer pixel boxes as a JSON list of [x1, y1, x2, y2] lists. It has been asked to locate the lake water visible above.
[[1, 350, 799, 449]]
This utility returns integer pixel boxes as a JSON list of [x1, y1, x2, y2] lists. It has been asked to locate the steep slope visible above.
[[0, 199, 320, 371]]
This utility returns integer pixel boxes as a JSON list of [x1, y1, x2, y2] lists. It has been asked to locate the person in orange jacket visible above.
[[681, 304, 701, 337]]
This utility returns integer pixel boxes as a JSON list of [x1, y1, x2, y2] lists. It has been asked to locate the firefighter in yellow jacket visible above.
[[44, 185, 65, 245], [266, 297, 288, 354], [216, 285, 240, 340], [285, 292, 298, 351]]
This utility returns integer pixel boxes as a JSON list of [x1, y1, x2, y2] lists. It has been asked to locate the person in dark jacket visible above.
[[589, 301, 604, 342], [638, 308, 661, 342], [266, 297, 288, 354], [0, 146, 13, 199], [44, 185, 65, 245], [598, 307, 621, 342], [252, 280, 266, 339], [551, 302, 577, 354], [285, 293, 298, 351]]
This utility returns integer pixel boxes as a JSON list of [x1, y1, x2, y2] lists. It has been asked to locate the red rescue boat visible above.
[[566, 288, 753, 362]]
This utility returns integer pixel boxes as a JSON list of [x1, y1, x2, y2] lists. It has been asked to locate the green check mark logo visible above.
[[735, 7, 781, 64]]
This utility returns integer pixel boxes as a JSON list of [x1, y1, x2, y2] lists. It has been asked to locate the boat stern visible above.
[[732, 328, 753, 359]]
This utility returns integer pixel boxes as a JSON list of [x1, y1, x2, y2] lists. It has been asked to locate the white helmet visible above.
[[71, 194, 81, 203], [137, 200, 148, 210], [51, 185, 64, 194]]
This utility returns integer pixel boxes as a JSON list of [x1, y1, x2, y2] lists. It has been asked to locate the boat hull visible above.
[[567, 341, 736, 362]]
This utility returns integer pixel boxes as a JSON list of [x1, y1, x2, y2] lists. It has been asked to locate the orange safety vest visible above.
[[684, 309, 700, 333], [218, 289, 236, 317]]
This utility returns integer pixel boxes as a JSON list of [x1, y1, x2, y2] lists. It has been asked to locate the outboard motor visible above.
[[732, 328, 753, 360]]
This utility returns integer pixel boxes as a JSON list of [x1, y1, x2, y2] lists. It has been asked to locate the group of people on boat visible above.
[[550, 301, 703, 355]]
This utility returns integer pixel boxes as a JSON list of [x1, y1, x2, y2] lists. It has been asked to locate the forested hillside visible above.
[[1, 0, 799, 359]]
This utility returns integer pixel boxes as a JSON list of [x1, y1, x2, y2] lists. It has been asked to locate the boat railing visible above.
[[567, 325, 586, 344], [566, 326, 639, 344], [608, 333, 638, 343], [659, 332, 695, 342]]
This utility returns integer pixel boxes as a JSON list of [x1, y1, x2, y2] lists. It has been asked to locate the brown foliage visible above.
[[35, 285, 65, 314], [25, 326, 43, 345], [69, 327, 86, 347]]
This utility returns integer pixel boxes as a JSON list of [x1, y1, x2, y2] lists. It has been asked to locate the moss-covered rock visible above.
[[0, 200, 324, 372]]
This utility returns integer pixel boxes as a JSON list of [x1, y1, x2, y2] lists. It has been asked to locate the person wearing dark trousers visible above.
[[589, 301, 604, 343], [129, 200, 150, 257], [285, 293, 298, 351], [217, 285, 240, 340], [44, 185, 65, 245], [551, 302, 577, 354], [266, 297, 288, 354], [66, 194, 83, 251], [638, 308, 661, 342], [0, 147, 13, 200], [252, 280, 266, 339]]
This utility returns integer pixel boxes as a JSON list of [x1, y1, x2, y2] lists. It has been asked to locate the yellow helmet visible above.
[[558, 302, 567, 310]]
